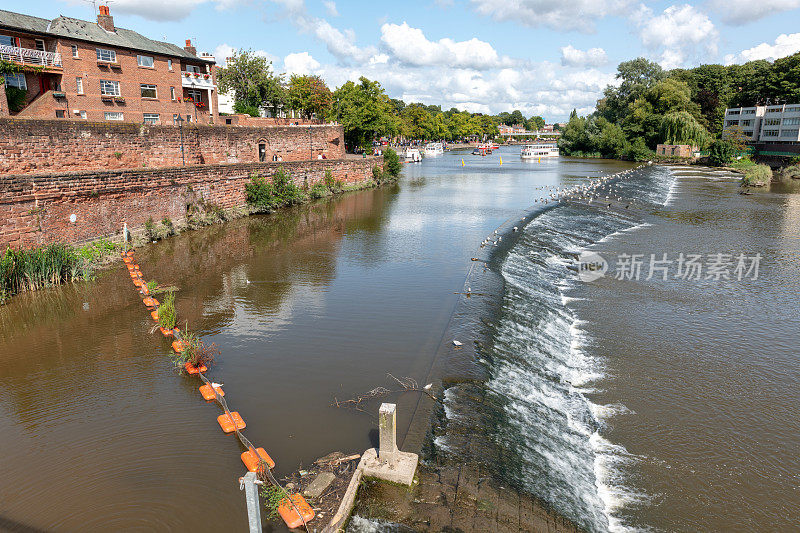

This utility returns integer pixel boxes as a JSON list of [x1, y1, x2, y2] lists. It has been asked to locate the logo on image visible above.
[[577, 251, 607, 282]]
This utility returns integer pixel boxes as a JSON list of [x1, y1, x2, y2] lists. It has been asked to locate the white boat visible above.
[[521, 143, 559, 159], [405, 148, 422, 162], [424, 142, 444, 156]]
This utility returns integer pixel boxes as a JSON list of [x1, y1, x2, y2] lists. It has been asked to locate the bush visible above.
[[5, 86, 27, 113], [161, 217, 175, 237], [709, 140, 736, 167], [245, 168, 306, 209], [309, 181, 328, 199], [172, 326, 219, 369], [780, 164, 800, 181], [144, 217, 157, 241], [383, 148, 401, 177], [742, 164, 772, 187], [158, 291, 177, 330], [233, 101, 260, 117], [323, 170, 336, 191], [622, 138, 654, 162], [729, 157, 757, 172]]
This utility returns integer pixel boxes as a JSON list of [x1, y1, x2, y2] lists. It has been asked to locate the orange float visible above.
[[278, 493, 315, 529], [133, 279, 143, 287], [150, 310, 159, 321], [126, 263, 135, 270], [172, 339, 188, 352], [159, 327, 173, 337], [217, 411, 246, 433], [142, 297, 159, 307], [126, 250, 134, 257], [184, 361, 207, 374], [141, 285, 150, 295], [241, 447, 275, 471], [199, 383, 224, 400]]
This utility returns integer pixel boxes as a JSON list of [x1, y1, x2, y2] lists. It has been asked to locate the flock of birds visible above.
[[479, 166, 644, 249]]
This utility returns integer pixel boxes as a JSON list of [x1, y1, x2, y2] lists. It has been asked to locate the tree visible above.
[[287, 74, 332, 119], [217, 50, 286, 116], [708, 139, 737, 166], [659, 111, 710, 147], [526, 115, 545, 131], [331, 77, 398, 152]]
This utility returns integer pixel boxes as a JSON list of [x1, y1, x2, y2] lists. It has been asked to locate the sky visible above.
[[17, 0, 800, 121]]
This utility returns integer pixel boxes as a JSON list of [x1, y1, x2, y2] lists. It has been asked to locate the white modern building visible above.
[[723, 104, 800, 143]]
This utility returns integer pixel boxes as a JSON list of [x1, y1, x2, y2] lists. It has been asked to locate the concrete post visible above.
[[378, 403, 398, 460], [241, 471, 262, 533]]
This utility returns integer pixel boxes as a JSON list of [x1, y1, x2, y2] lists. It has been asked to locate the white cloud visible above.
[[212, 44, 278, 66], [634, 4, 718, 69], [709, 0, 800, 25], [283, 51, 321, 74], [379, 22, 514, 70], [470, 0, 634, 32], [322, 0, 338, 17], [95, 0, 218, 21], [560, 45, 608, 67], [724, 33, 800, 64]]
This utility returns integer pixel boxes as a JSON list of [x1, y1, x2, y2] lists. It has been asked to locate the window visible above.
[[100, 80, 120, 96], [137, 55, 154, 68], [783, 117, 800, 125], [767, 107, 782, 113], [725, 120, 738, 126], [781, 129, 799, 138], [727, 110, 740, 115], [170, 86, 176, 100], [168, 59, 173, 71], [104, 111, 124, 121], [764, 118, 781, 126], [76, 77, 84, 95], [55, 109, 65, 118], [187, 89, 202, 102], [143, 113, 160, 125], [96, 48, 116, 62], [786, 106, 800, 113], [80, 110, 87, 119], [763, 129, 779, 137], [4, 73, 26, 90], [743, 109, 756, 114], [140, 84, 157, 98], [0, 35, 15, 47], [741, 120, 753, 126], [185, 65, 201, 73], [186, 114, 193, 123], [259, 143, 266, 162], [35, 39, 45, 51], [71, 45, 79, 58]]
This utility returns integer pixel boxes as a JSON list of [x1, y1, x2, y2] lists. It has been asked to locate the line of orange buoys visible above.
[[122, 250, 315, 530]]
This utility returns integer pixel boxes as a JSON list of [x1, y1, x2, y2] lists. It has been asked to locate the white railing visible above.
[[181, 72, 214, 89], [0, 44, 62, 68]]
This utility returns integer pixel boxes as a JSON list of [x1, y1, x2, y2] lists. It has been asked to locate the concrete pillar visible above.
[[241, 471, 262, 533], [378, 403, 398, 460]]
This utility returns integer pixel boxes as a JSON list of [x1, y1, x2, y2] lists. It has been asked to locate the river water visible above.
[[1, 151, 797, 532]]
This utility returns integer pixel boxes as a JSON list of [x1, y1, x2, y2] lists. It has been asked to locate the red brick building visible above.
[[0, 7, 218, 124]]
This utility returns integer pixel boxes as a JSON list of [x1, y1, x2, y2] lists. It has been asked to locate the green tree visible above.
[[331, 77, 398, 152], [287, 74, 333, 119], [526, 115, 545, 131], [659, 111, 710, 147], [708, 139, 737, 166], [217, 50, 286, 116]]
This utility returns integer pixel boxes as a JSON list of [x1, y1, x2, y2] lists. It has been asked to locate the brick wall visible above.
[[0, 118, 346, 174], [0, 157, 382, 248]]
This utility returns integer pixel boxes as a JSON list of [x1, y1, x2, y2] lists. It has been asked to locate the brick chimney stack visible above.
[[184, 39, 197, 56], [97, 5, 114, 32]]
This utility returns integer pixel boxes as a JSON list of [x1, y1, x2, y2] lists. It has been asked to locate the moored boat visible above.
[[521, 143, 559, 159], [424, 142, 444, 156]]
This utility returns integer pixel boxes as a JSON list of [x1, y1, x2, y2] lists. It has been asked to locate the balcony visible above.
[[181, 72, 215, 89], [0, 44, 62, 69]]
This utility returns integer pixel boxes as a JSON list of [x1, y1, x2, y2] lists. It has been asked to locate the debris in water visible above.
[[453, 340, 463, 346]]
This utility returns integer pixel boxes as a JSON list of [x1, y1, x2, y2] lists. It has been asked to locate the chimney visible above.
[[97, 5, 114, 32], [184, 39, 197, 56]]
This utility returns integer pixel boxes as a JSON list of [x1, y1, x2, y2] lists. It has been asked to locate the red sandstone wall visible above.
[[0, 158, 382, 249], [0, 118, 346, 175]]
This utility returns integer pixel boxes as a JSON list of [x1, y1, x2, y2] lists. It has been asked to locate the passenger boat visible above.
[[424, 142, 444, 156], [521, 143, 559, 159], [472, 143, 493, 156], [405, 148, 422, 162]]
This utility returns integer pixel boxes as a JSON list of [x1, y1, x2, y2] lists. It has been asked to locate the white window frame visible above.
[[4, 73, 26, 90], [80, 110, 87, 119], [186, 65, 201, 74], [143, 113, 160, 125], [35, 39, 45, 51], [140, 84, 157, 99], [96, 48, 116, 63], [168, 59, 173, 71], [0, 35, 15, 47], [104, 111, 124, 121], [170, 86, 176, 100], [186, 114, 193, 123], [100, 79, 120, 96], [782, 117, 800, 125], [76, 77, 84, 95], [71, 45, 79, 58], [187, 89, 202, 102], [780, 129, 799, 137], [764, 118, 781, 126], [137, 55, 154, 68], [763, 129, 779, 137]]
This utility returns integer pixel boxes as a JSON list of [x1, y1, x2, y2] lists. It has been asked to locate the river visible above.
[[1, 150, 797, 532]]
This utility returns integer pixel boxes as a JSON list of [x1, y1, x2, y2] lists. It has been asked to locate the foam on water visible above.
[[436, 166, 675, 532]]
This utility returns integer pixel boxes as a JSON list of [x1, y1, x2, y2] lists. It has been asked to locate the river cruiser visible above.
[[405, 148, 422, 162], [424, 142, 444, 156], [521, 143, 559, 159]]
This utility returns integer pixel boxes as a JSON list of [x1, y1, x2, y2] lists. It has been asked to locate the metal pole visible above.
[[240, 472, 262, 533]]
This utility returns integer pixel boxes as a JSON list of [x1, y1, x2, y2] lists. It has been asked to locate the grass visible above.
[[157, 291, 177, 330], [170, 324, 219, 369], [742, 164, 773, 187], [729, 157, 758, 172], [260, 485, 290, 521]]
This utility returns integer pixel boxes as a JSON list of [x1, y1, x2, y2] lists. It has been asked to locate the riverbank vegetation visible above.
[[559, 53, 800, 161], [0, 240, 118, 304], [742, 164, 773, 187]]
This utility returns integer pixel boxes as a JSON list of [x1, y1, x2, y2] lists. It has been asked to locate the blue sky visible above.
[[18, 0, 800, 120]]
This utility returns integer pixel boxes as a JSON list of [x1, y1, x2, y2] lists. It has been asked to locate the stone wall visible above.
[[0, 158, 382, 249], [0, 118, 345, 175]]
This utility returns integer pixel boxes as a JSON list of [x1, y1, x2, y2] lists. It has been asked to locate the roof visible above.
[[0, 9, 213, 63]]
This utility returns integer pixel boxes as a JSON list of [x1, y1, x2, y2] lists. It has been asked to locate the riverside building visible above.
[[0, 7, 218, 124], [723, 104, 800, 144]]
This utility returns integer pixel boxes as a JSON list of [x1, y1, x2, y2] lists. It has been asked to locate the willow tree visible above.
[[660, 111, 710, 147]]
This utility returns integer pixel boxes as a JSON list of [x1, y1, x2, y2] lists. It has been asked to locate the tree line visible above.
[[558, 53, 800, 160], [217, 50, 547, 151]]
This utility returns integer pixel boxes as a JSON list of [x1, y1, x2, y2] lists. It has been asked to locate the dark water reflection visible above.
[[0, 150, 636, 531]]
